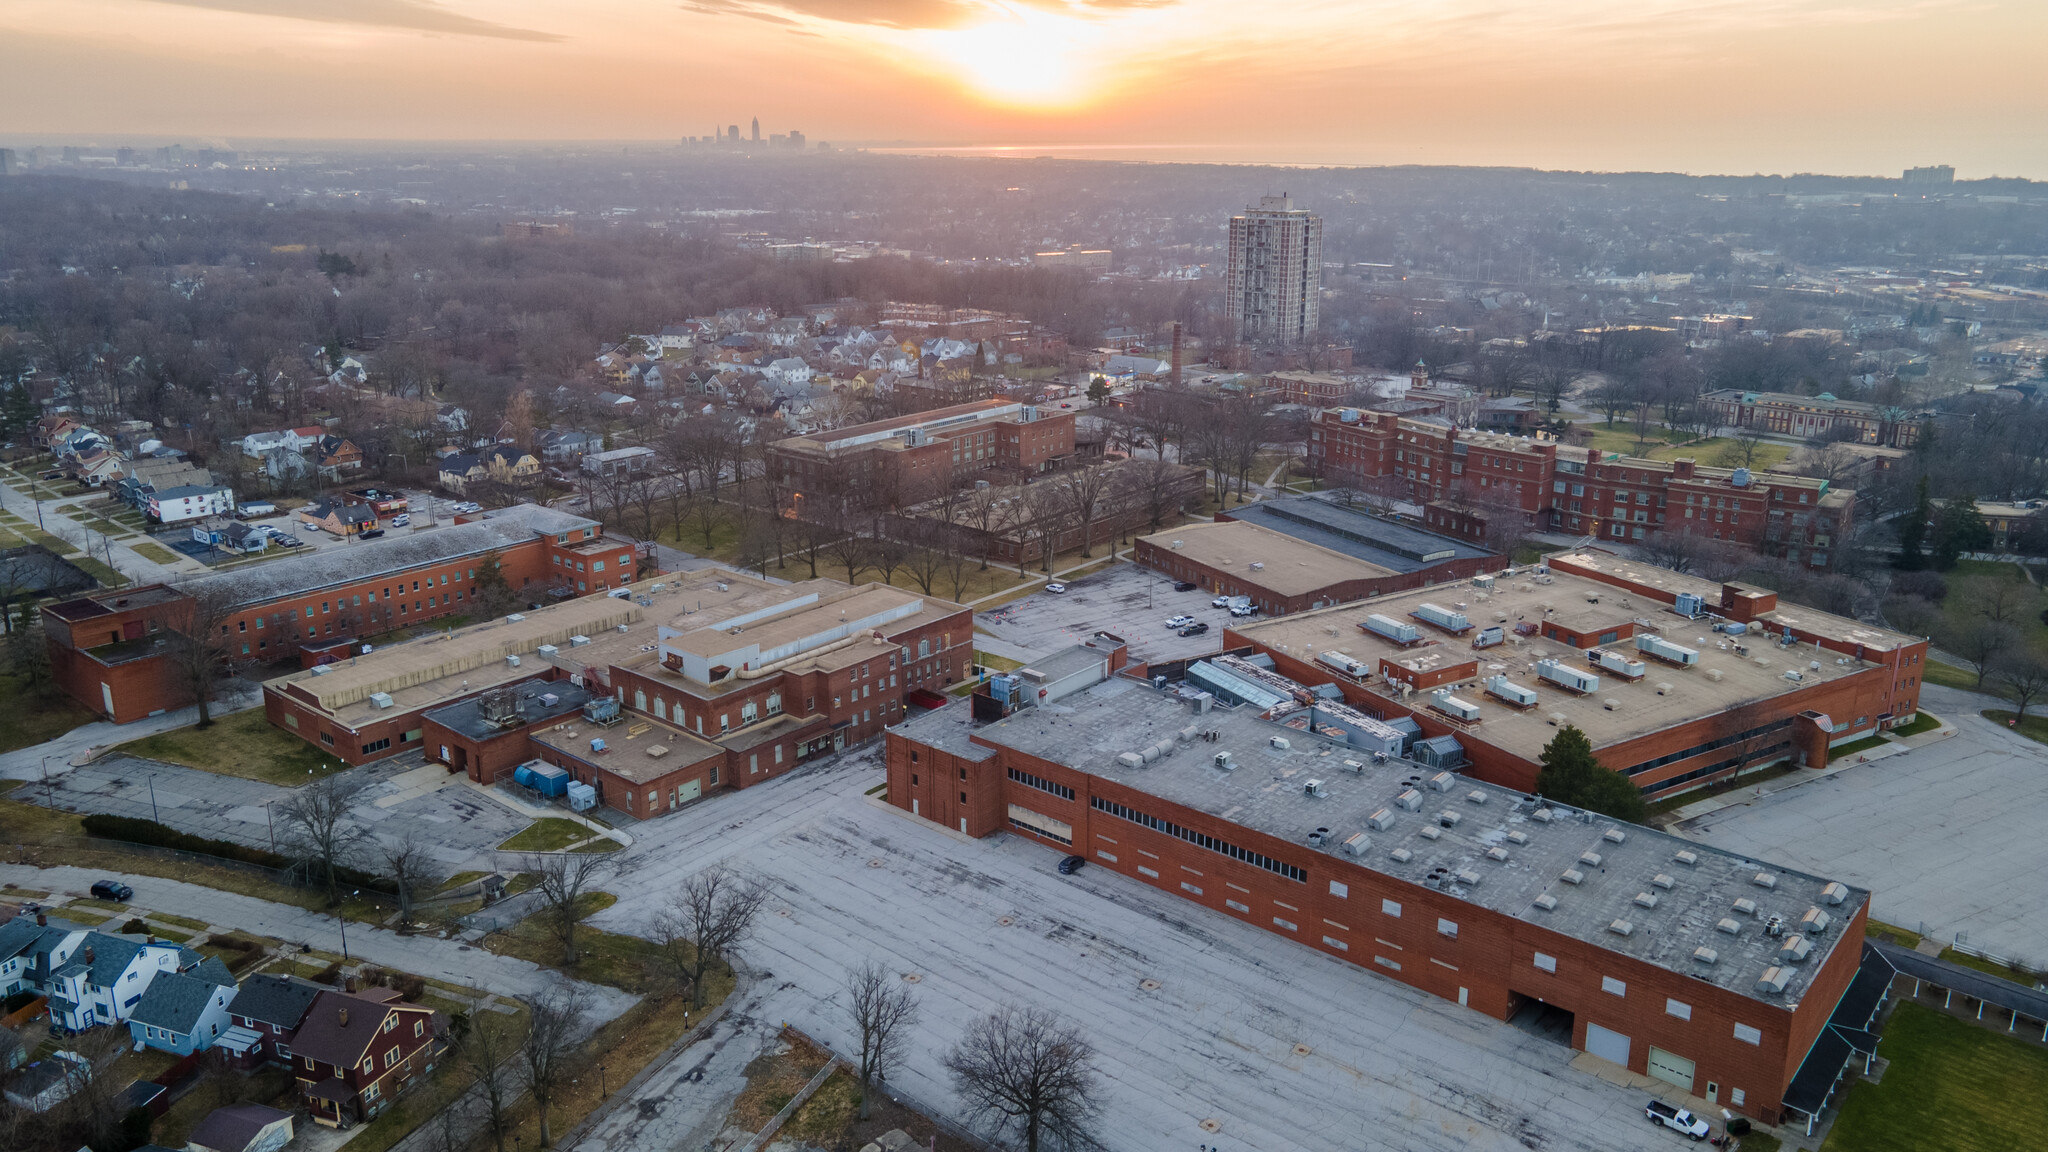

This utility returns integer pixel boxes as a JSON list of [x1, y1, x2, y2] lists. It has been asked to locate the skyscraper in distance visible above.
[[1225, 194, 1322, 345], [751, 116, 761, 142]]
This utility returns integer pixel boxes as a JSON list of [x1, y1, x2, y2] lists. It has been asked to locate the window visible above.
[[361, 738, 391, 755], [1381, 899, 1402, 917], [1533, 953, 1557, 973], [1666, 998, 1692, 1020], [414, 1020, 424, 1037], [1601, 976, 1626, 997], [1329, 880, 1348, 898], [1008, 767, 1075, 800], [1374, 956, 1401, 971], [320, 732, 335, 746], [1731, 1088, 1746, 1106], [1272, 917, 1297, 931], [1089, 796, 1306, 882], [1733, 1023, 1762, 1045], [1436, 918, 1458, 939]]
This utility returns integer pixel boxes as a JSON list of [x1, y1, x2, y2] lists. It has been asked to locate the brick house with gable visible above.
[[291, 987, 443, 1128]]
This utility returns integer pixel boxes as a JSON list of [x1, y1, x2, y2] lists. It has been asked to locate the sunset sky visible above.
[[2, 0, 2043, 176]]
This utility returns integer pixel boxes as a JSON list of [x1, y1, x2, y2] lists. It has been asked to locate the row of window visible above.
[[1090, 796, 1306, 882], [1529, 951, 1764, 1044], [1008, 766, 1075, 801], [1622, 719, 1793, 777]]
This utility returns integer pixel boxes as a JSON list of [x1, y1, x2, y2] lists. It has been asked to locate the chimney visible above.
[[338, 1007, 350, 1027], [1673, 459, 1695, 480], [1170, 322, 1184, 387], [84, 946, 95, 965], [344, 975, 359, 993], [36, 913, 46, 926]]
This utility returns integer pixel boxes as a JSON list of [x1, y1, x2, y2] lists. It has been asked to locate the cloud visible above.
[[680, 0, 1171, 31], [140, 0, 562, 41]]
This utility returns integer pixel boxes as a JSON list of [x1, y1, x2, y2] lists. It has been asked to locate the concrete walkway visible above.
[[0, 683, 265, 782]]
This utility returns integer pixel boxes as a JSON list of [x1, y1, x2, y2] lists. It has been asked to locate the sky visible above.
[[2, 0, 2044, 177]]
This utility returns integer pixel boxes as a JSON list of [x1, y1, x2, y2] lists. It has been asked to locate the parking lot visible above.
[[586, 747, 1677, 1152], [977, 563, 1237, 665], [33, 751, 529, 871]]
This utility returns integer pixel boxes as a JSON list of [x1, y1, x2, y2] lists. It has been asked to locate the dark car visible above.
[[1172, 581, 1198, 592], [1056, 855, 1086, 875], [357, 529, 386, 539], [1179, 622, 1211, 637], [90, 880, 133, 902]]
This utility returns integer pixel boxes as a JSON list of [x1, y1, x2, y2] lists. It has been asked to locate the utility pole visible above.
[[147, 772, 160, 824]]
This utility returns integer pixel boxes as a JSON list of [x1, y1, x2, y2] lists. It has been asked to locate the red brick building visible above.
[[290, 988, 443, 1129], [886, 639, 1879, 1128], [768, 399, 1076, 509], [1307, 408, 1854, 570]]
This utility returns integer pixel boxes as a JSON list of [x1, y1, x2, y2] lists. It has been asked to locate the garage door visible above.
[[1647, 1047, 1696, 1092], [1584, 1022, 1631, 1068]]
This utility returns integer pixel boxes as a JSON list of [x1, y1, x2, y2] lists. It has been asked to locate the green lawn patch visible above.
[[974, 649, 1024, 673], [483, 891, 660, 991], [1887, 712, 1941, 738], [1922, 660, 1992, 694], [1867, 919, 1924, 950], [1936, 946, 2042, 983], [114, 707, 345, 785], [70, 555, 127, 587], [129, 540, 181, 564], [0, 672, 99, 754], [1829, 734, 1892, 761], [497, 817, 602, 852], [1821, 1001, 2048, 1152], [1982, 710, 2048, 747]]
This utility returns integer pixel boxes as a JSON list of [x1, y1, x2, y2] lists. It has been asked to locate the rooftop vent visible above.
[[1532, 894, 1558, 911], [1506, 830, 1529, 845], [369, 692, 393, 709], [1342, 832, 1370, 857], [1213, 751, 1234, 770], [1428, 771, 1456, 792], [1779, 934, 1813, 963], [1419, 826, 1443, 841], [1608, 919, 1634, 937], [1693, 946, 1719, 965], [1438, 809, 1462, 827], [1755, 966, 1791, 995], [1753, 872, 1779, 889], [1271, 736, 1291, 750], [507, 654, 521, 667], [1389, 848, 1413, 863], [1116, 752, 1144, 769], [1531, 807, 1555, 823], [310, 665, 331, 676], [569, 635, 590, 647], [1304, 779, 1328, 798], [1395, 789, 1423, 812], [1485, 847, 1509, 862], [1561, 869, 1585, 885], [1633, 892, 1660, 909], [1602, 828, 1627, 844], [1717, 918, 1743, 935], [1673, 850, 1699, 867], [646, 745, 669, 759], [1306, 827, 1330, 847], [1455, 868, 1483, 886], [1822, 881, 1849, 905], [537, 644, 559, 657], [1801, 908, 1833, 935], [1578, 850, 1603, 868], [506, 613, 525, 622], [1733, 897, 1759, 917], [1651, 874, 1675, 890], [1465, 790, 1488, 805], [1366, 808, 1395, 831]]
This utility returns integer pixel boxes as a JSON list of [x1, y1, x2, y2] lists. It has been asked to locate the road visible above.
[[1680, 683, 2048, 961], [576, 744, 1675, 1152], [0, 862, 637, 1024]]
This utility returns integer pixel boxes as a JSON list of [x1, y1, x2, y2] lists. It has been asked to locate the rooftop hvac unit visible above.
[[1361, 614, 1420, 644], [1428, 771, 1456, 792], [1472, 626, 1504, 649], [1756, 965, 1793, 994], [539, 692, 560, 707], [589, 737, 607, 753], [1822, 881, 1849, 905], [1341, 832, 1370, 856], [1270, 736, 1291, 750], [1674, 592, 1706, 618], [537, 644, 558, 657], [1412, 603, 1471, 633], [310, 665, 331, 676], [1317, 650, 1369, 677], [1395, 788, 1423, 811], [1250, 561, 1264, 571], [1430, 692, 1481, 722], [1213, 751, 1234, 770], [570, 635, 590, 647], [617, 624, 630, 633], [369, 692, 393, 709], [1800, 907, 1833, 935], [1591, 649, 1646, 680], [506, 654, 522, 667], [1471, 574, 1495, 589], [1535, 658, 1599, 694], [1366, 808, 1395, 831], [506, 613, 525, 622], [1116, 752, 1144, 769], [1485, 674, 1538, 708], [1304, 779, 1327, 798]]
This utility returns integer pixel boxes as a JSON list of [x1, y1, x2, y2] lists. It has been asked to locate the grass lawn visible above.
[[1829, 734, 1892, 761], [1922, 660, 1993, 695], [480, 892, 664, 992], [1866, 919, 1924, 949], [114, 707, 345, 785], [1577, 423, 1793, 471], [130, 540, 181, 564], [782, 1068, 860, 1146], [974, 649, 1024, 673], [498, 818, 604, 852], [1821, 1001, 2048, 1152], [0, 674, 99, 754], [70, 555, 128, 587], [1982, 710, 2048, 747], [1888, 712, 1941, 738], [1936, 946, 2043, 983]]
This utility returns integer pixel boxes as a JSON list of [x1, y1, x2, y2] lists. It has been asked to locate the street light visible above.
[[338, 888, 359, 961], [147, 773, 160, 824]]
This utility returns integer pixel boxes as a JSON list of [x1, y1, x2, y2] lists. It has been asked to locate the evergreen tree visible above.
[[1896, 475, 1931, 570], [1535, 725, 1647, 823], [1930, 493, 1992, 571], [470, 550, 518, 619]]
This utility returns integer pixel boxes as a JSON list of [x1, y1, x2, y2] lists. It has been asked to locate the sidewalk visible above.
[[0, 685, 264, 781]]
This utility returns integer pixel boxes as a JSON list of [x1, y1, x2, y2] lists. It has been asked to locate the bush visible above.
[[121, 917, 149, 934], [81, 813, 289, 869], [3, 989, 39, 1013], [1890, 570, 1949, 602], [312, 962, 343, 986]]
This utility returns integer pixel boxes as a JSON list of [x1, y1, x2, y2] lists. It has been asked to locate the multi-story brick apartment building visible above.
[[265, 567, 972, 817], [1307, 408, 1854, 569], [885, 675, 1884, 1129], [42, 506, 640, 724], [1700, 390, 1923, 448], [768, 400, 1076, 510]]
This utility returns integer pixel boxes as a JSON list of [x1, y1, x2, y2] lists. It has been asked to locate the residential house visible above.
[[127, 956, 238, 1055], [538, 429, 602, 463], [483, 447, 542, 487], [765, 357, 813, 389], [34, 414, 84, 451], [29, 927, 187, 1032], [592, 391, 641, 414], [262, 447, 313, 484], [437, 454, 486, 495], [217, 973, 323, 1069], [581, 446, 655, 478], [3, 1050, 89, 1112], [636, 363, 667, 394], [656, 323, 697, 351], [435, 406, 470, 437], [315, 436, 365, 478], [148, 484, 235, 527], [291, 988, 444, 1128], [239, 429, 311, 457], [299, 499, 378, 536], [220, 522, 270, 554], [186, 1103, 295, 1152], [0, 915, 54, 995]]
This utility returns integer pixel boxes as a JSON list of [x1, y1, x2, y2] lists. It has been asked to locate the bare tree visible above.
[[1055, 464, 1116, 559], [1995, 650, 2048, 721], [1715, 426, 1770, 470], [277, 773, 372, 907], [383, 841, 440, 927], [658, 863, 769, 1009], [456, 1008, 521, 1152], [1939, 615, 2017, 689], [846, 961, 919, 1121], [944, 1005, 1103, 1152], [521, 850, 617, 967], [520, 978, 590, 1148], [961, 481, 1011, 571], [165, 580, 245, 727]]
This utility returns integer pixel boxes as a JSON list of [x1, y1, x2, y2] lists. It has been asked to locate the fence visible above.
[[1952, 933, 2045, 982]]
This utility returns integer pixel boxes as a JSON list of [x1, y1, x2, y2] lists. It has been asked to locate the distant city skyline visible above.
[[1, 1, 2044, 178]]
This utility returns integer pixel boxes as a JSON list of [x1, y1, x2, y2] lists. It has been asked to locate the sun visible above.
[[924, 9, 1102, 110]]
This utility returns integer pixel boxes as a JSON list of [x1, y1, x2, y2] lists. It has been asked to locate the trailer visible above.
[[1484, 674, 1539, 707], [1472, 626, 1504, 649]]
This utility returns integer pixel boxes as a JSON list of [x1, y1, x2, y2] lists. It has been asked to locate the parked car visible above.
[[1229, 604, 1258, 617], [1644, 1101, 1710, 1140], [1056, 855, 1086, 875], [1172, 581, 1198, 592], [358, 529, 386, 540], [1179, 622, 1211, 637], [275, 535, 305, 548], [1211, 595, 1233, 608], [1044, 583, 1066, 594], [300, 520, 321, 533], [89, 880, 133, 902], [1166, 615, 1196, 629], [389, 513, 410, 527]]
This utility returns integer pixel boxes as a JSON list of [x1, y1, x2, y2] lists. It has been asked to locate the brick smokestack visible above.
[[1170, 322, 1183, 386]]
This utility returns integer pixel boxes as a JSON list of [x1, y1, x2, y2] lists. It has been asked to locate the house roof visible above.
[[291, 990, 431, 1068], [228, 973, 323, 1030], [128, 970, 234, 1034], [440, 454, 480, 473], [152, 484, 226, 501], [188, 1103, 293, 1152]]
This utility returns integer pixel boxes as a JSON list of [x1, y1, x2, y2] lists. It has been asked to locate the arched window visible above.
[[741, 701, 759, 725], [766, 692, 783, 716], [634, 689, 647, 712]]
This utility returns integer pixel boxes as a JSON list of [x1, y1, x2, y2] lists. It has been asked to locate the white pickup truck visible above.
[[1645, 1100, 1711, 1140]]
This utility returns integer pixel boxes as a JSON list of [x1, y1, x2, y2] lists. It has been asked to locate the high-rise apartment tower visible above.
[[1225, 195, 1322, 345]]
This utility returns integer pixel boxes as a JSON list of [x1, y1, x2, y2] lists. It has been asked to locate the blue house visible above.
[[127, 956, 239, 1055]]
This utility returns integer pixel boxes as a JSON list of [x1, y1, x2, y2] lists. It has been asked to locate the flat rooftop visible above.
[[1221, 496, 1495, 574], [909, 683, 1865, 1009], [1140, 521, 1395, 593], [777, 399, 1025, 454], [422, 678, 592, 742], [530, 709, 728, 784], [186, 504, 602, 609]]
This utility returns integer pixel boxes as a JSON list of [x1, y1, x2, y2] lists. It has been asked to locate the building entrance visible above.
[[1506, 991, 1574, 1048]]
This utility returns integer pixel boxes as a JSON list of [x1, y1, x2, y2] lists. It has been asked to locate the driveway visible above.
[[581, 746, 1679, 1152], [1679, 683, 2048, 962], [976, 563, 1230, 666]]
